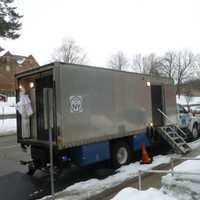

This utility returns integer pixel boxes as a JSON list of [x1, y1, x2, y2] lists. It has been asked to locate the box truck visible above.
[[16, 62, 181, 175]]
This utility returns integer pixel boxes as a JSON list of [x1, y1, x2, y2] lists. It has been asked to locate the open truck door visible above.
[[36, 75, 55, 141], [16, 68, 58, 175], [16, 70, 56, 143]]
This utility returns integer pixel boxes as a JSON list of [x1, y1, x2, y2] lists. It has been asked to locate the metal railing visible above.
[[138, 156, 200, 190], [157, 108, 187, 137]]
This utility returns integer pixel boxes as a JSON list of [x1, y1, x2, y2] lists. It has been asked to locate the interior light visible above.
[[19, 85, 22, 89], [150, 122, 153, 127], [30, 82, 34, 88], [146, 81, 151, 87]]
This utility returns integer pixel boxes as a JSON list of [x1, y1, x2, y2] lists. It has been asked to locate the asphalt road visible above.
[[0, 135, 27, 176], [0, 135, 37, 200], [1, 135, 200, 200], [0, 135, 113, 200]]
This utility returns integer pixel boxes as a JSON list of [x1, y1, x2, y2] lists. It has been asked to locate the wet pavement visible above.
[[0, 135, 113, 199]]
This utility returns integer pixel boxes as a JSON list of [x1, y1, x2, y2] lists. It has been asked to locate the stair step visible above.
[[157, 125, 191, 155], [167, 133, 184, 141], [169, 136, 180, 140], [167, 131, 175, 134], [177, 142, 185, 146], [182, 144, 190, 148], [179, 146, 190, 153], [168, 134, 179, 138], [169, 138, 182, 143]]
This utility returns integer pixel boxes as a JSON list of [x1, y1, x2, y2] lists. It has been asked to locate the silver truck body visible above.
[[16, 63, 176, 149]]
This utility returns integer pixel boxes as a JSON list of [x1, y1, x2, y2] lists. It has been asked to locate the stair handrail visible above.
[[157, 108, 187, 137]]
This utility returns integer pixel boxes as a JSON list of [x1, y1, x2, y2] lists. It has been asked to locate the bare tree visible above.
[[184, 87, 193, 111], [194, 54, 200, 78], [160, 50, 198, 95], [108, 51, 128, 70], [132, 54, 144, 73], [159, 51, 176, 79], [132, 53, 162, 75], [52, 38, 87, 64], [176, 51, 195, 93]]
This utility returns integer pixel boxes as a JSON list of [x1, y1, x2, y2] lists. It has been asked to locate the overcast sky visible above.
[[1, 0, 200, 67]]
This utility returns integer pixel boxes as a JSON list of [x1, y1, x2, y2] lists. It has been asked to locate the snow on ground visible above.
[[39, 155, 172, 200], [160, 138, 200, 200], [0, 97, 16, 136], [0, 118, 16, 136], [176, 95, 200, 106], [0, 97, 16, 115], [161, 155, 200, 200], [112, 145, 200, 200], [188, 138, 200, 150], [111, 187, 176, 200]]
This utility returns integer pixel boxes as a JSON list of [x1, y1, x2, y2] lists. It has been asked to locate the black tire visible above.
[[111, 141, 132, 169], [192, 124, 199, 140]]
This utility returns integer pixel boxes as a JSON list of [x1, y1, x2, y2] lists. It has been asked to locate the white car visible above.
[[176, 104, 200, 140]]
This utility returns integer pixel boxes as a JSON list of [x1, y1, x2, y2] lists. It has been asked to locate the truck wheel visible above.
[[192, 125, 199, 140], [111, 141, 132, 169]]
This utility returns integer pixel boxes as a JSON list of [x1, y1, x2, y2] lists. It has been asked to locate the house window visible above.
[[5, 65, 10, 72]]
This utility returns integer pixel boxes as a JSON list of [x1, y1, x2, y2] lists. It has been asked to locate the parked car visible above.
[[176, 104, 200, 140]]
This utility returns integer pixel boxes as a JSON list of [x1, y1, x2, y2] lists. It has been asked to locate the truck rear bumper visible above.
[[18, 139, 57, 148]]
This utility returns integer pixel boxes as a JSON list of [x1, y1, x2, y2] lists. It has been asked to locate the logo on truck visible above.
[[69, 96, 83, 112]]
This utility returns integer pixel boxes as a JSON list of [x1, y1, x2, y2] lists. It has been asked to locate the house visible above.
[[0, 51, 39, 95]]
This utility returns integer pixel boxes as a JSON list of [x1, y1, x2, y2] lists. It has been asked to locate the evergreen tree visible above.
[[0, 0, 22, 50]]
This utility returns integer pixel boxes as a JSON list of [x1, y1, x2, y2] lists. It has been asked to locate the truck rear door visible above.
[[36, 75, 56, 141], [17, 69, 57, 143]]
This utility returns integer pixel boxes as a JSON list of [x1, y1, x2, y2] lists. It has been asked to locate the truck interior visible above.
[[151, 85, 164, 127], [17, 70, 56, 142]]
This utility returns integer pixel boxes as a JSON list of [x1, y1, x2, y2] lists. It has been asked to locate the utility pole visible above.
[[45, 88, 55, 200]]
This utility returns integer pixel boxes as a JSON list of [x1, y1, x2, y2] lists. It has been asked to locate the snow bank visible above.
[[0, 119, 16, 136], [161, 156, 200, 200], [111, 187, 176, 200], [112, 153, 200, 200], [0, 97, 16, 115], [0, 97, 16, 136], [39, 155, 171, 200], [176, 95, 200, 105], [188, 138, 200, 150]]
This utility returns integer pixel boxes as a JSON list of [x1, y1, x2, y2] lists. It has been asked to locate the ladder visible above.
[[157, 125, 191, 154], [156, 109, 191, 154]]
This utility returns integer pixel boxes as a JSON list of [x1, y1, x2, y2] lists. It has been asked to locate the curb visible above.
[[0, 132, 16, 137], [89, 162, 176, 200]]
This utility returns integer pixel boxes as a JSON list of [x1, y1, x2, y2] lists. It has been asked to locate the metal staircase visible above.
[[157, 125, 191, 154], [156, 109, 191, 154]]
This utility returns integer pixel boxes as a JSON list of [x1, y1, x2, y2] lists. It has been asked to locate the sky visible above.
[[1, 0, 200, 67]]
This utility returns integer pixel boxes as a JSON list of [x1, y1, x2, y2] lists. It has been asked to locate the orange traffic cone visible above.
[[140, 143, 152, 164]]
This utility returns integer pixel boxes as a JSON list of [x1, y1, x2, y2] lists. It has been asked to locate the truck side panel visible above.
[[70, 131, 151, 166], [59, 64, 152, 148], [71, 141, 110, 166]]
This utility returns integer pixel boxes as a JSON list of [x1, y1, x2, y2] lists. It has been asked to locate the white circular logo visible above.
[[69, 96, 83, 112]]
